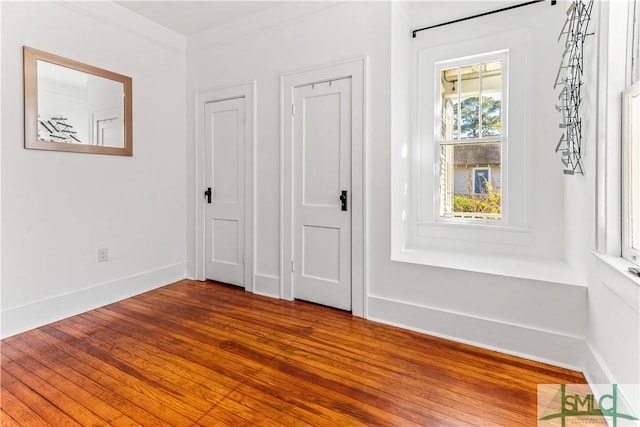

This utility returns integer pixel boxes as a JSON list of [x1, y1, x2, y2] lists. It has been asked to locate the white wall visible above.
[[0, 1, 188, 338], [583, 0, 640, 413], [186, 1, 391, 295]]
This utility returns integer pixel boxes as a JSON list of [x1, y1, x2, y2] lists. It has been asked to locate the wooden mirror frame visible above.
[[23, 46, 133, 156]]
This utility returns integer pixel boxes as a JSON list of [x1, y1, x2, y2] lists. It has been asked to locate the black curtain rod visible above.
[[412, 0, 557, 38]]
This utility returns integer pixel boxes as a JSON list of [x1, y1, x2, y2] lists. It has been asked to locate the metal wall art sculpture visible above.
[[554, 0, 594, 175]]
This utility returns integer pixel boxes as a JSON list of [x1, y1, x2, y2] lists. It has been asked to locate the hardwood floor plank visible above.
[[1, 353, 108, 426], [0, 388, 54, 427], [221, 388, 316, 427], [123, 296, 293, 361], [133, 291, 301, 351], [91, 304, 267, 385], [269, 341, 521, 425], [8, 329, 200, 425], [104, 302, 273, 373], [80, 311, 245, 394], [2, 339, 165, 426], [202, 395, 302, 427], [0, 370, 78, 426], [50, 319, 226, 409], [1, 279, 595, 426], [1, 343, 139, 427], [250, 356, 449, 426], [288, 329, 540, 418], [234, 370, 381, 427], [0, 410, 22, 427]]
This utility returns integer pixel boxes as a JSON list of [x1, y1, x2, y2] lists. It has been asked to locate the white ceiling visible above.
[[114, 1, 283, 36]]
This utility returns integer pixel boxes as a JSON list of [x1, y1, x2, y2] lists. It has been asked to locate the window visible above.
[[622, 81, 640, 265], [410, 30, 529, 253], [434, 51, 507, 222]]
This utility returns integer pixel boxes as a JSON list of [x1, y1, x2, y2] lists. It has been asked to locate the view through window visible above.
[[436, 54, 506, 221]]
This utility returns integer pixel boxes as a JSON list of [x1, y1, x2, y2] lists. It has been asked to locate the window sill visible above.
[[417, 221, 531, 246], [392, 248, 587, 287], [590, 251, 640, 313]]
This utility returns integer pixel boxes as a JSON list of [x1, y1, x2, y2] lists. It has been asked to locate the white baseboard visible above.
[[367, 295, 585, 371], [1, 262, 187, 339], [583, 339, 615, 385], [583, 340, 640, 425], [253, 273, 280, 298]]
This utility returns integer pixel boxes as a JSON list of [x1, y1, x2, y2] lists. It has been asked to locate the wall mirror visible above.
[[23, 46, 132, 155]]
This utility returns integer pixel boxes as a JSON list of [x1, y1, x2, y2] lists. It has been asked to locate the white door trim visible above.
[[195, 81, 255, 291], [280, 57, 366, 317]]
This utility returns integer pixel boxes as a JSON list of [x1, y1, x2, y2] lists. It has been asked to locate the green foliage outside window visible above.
[[459, 96, 502, 138], [453, 179, 501, 216]]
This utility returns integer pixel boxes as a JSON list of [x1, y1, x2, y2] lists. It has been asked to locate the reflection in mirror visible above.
[[24, 46, 132, 155], [37, 60, 124, 147]]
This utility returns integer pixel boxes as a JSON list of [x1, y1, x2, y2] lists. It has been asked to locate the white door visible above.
[[293, 78, 352, 310], [204, 97, 245, 287], [92, 107, 123, 147]]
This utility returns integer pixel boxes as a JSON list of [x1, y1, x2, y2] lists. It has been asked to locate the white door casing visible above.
[[281, 57, 366, 317], [293, 78, 352, 310], [92, 107, 123, 147], [204, 97, 246, 286], [195, 82, 254, 290]]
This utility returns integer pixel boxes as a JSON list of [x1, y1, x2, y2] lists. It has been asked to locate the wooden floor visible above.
[[1, 279, 587, 426]]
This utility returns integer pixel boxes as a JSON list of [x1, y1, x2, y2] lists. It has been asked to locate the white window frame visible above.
[[433, 50, 508, 224], [414, 31, 529, 248], [622, 80, 640, 265]]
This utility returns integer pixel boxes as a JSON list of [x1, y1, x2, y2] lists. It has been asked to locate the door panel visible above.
[[303, 225, 341, 282], [212, 108, 239, 203], [293, 78, 351, 310], [205, 97, 245, 286], [303, 93, 342, 207], [212, 219, 239, 264]]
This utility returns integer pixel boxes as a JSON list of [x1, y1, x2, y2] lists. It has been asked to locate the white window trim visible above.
[[622, 80, 640, 265], [413, 30, 529, 249], [593, 0, 640, 290]]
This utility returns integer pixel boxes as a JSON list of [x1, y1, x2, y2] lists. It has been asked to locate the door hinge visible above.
[[243, 253, 246, 265], [243, 112, 246, 123], [291, 104, 296, 116], [291, 260, 295, 272]]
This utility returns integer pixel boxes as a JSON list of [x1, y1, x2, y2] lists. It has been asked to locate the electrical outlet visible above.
[[98, 248, 109, 262]]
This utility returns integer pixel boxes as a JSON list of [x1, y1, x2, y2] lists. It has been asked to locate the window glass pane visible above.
[[439, 61, 503, 141], [439, 142, 502, 220], [440, 67, 459, 140], [459, 64, 480, 139], [481, 60, 502, 137]]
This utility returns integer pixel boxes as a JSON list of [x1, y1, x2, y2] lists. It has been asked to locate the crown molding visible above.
[[54, 1, 187, 55], [187, 1, 345, 55]]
